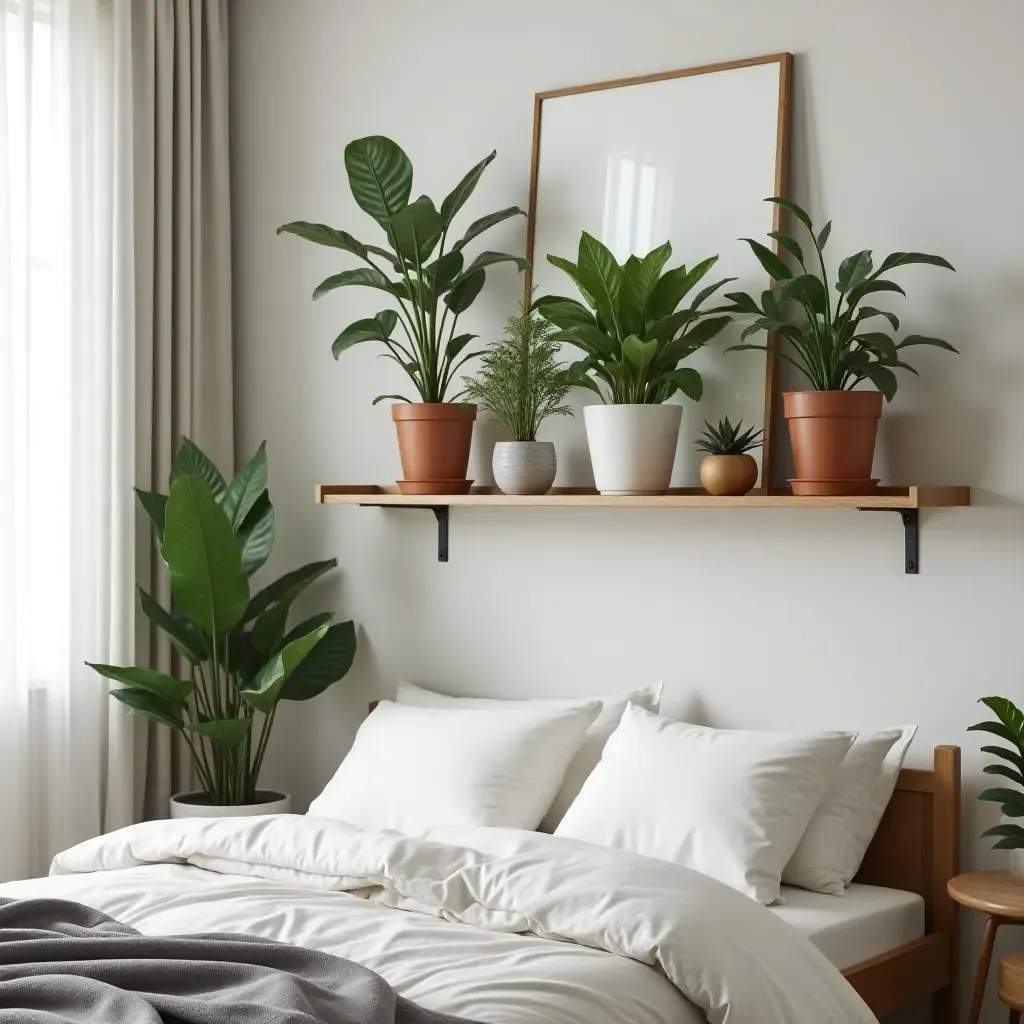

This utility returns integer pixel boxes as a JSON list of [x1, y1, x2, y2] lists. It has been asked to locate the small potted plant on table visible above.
[[694, 417, 764, 496], [463, 301, 574, 495], [89, 439, 357, 818], [725, 197, 957, 496], [536, 234, 733, 495], [970, 697, 1024, 882], [279, 137, 529, 495]]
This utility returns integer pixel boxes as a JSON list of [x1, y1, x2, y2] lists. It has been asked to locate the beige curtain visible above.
[[132, 0, 235, 820]]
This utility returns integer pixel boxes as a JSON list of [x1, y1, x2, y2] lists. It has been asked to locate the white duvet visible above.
[[0, 815, 876, 1024]]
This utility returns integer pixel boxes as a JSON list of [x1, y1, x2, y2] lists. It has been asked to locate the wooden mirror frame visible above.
[[524, 53, 793, 488]]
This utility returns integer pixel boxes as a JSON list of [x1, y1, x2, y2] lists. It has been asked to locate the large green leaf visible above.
[[982, 823, 1024, 846], [978, 698, 1024, 747], [163, 475, 250, 636], [440, 151, 495, 227], [170, 439, 227, 502], [456, 250, 530, 283], [427, 251, 464, 294], [138, 586, 207, 663], [533, 297, 596, 331], [445, 333, 478, 360], [873, 252, 955, 277], [280, 620, 357, 702], [739, 239, 792, 282], [313, 267, 399, 301], [845, 279, 906, 309], [443, 269, 485, 314], [897, 334, 959, 354], [679, 315, 732, 349], [767, 230, 804, 265], [222, 442, 268, 532], [622, 335, 657, 371], [981, 745, 1024, 773], [979, 788, 1024, 817], [576, 233, 622, 338], [242, 623, 330, 713], [857, 363, 898, 402], [88, 663, 193, 705], [275, 222, 369, 260], [858, 306, 900, 332], [236, 493, 275, 578], [135, 489, 167, 540], [111, 688, 185, 729], [971, 722, 1024, 748], [854, 332, 898, 362], [332, 310, 400, 359], [647, 257, 719, 320], [984, 764, 1024, 787], [549, 325, 617, 360], [452, 206, 524, 252], [661, 367, 703, 402], [765, 196, 814, 234], [186, 718, 251, 749], [243, 558, 337, 624], [344, 136, 413, 228], [251, 599, 292, 657], [620, 241, 672, 331], [816, 221, 832, 250], [388, 195, 443, 264], [776, 274, 827, 315], [690, 277, 736, 311], [836, 250, 874, 293], [279, 611, 334, 650]]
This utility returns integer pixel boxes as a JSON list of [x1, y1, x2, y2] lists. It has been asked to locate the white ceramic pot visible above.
[[583, 404, 683, 495], [1011, 848, 1024, 884], [492, 441, 557, 495], [169, 789, 291, 819]]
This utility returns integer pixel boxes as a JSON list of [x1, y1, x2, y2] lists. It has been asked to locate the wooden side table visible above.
[[999, 955, 1024, 1022], [949, 872, 1024, 1024]]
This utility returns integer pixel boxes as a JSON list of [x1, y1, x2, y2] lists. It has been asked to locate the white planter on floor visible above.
[[584, 404, 683, 495], [492, 441, 557, 495], [169, 789, 291, 819]]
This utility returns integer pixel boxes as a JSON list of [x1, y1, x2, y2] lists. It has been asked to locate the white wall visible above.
[[230, 2, 1024, 1019]]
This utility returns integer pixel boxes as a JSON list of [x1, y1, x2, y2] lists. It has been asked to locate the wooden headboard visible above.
[[846, 745, 960, 1017], [855, 745, 960, 933]]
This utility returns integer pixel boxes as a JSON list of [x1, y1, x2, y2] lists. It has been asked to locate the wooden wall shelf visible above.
[[316, 485, 971, 573]]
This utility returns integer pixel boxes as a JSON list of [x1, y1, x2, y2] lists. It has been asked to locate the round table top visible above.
[[949, 871, 1024, 917]]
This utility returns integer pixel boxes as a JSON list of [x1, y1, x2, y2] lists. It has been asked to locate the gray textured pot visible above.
[[492, 441, 556, 495]]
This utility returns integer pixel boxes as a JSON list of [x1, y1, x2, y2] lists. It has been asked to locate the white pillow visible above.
[[395, 681, 663, 831], [782, 726, 917, 894], [555, 705, 853, 904], [308, 699, 600, 833]]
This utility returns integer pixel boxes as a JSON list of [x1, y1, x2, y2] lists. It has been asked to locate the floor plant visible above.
[[88, 439, 356, 807]]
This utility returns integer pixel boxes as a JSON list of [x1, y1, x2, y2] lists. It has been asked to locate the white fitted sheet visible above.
[[772, 883, 925, 970]]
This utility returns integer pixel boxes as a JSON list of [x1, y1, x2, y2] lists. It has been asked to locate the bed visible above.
[[0, 744, 959, 1024]]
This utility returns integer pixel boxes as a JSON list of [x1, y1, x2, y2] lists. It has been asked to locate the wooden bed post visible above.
[[932, 744, 961, 1024]]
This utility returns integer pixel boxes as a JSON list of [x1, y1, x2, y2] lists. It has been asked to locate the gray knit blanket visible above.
[[0, 898, 482, 1023]]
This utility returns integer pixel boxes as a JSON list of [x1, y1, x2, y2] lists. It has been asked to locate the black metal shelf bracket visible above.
[[857, 507, 919, 574], [361, 503, 450, 562]]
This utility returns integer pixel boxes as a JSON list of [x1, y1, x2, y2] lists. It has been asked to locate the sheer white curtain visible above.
[[0, 0, 135, 880]]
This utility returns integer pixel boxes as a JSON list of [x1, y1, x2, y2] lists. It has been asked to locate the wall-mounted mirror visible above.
[[526, 53, 792, 488]]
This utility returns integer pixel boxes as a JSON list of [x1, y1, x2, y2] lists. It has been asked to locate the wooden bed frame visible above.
[[843, 745, 961, 1022], [367, 702, 960, 1021]]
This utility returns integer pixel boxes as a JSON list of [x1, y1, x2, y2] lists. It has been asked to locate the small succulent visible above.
[[694, 416, 764, 456]]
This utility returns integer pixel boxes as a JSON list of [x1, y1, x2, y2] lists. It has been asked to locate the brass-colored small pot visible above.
[[700, 454, 758, 496]]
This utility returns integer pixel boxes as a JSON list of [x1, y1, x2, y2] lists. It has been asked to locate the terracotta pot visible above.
[[392, 403, 476, 495], [700, 454, 759, 496], [784, 390, 883, 495]]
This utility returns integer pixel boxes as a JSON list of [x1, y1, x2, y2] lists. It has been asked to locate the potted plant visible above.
[[88, 439, 356, 818], [725, 197, 957, 496], [536, 234, 733, 495], [279, 137, 529, 495], [462, 301, 573, 495], [969, 697, 1024, 882], [694, 417, 764, 496]]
